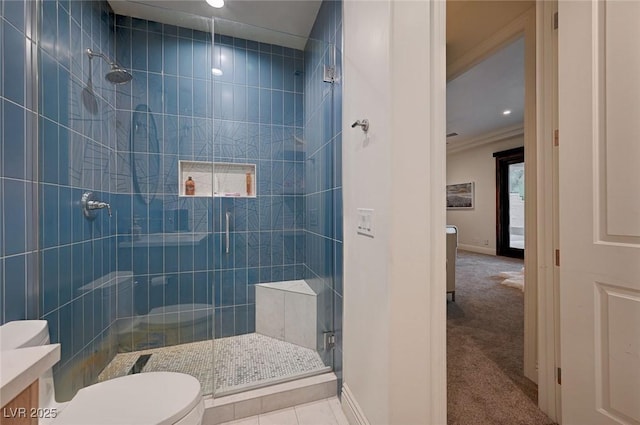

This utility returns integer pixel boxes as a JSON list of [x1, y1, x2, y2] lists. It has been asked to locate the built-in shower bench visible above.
[[255, 280, 317, 350]]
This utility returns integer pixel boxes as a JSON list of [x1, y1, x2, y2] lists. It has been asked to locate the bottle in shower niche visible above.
[[185, 176, 195, 195], [246, 172, 252, 196]]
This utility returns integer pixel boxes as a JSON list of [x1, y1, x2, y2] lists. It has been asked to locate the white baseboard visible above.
[[458, 244, 496, 256], [341, 384, 370, 425]]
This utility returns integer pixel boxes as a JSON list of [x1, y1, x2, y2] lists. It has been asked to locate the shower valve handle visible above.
[[82, 191, 112, 219]]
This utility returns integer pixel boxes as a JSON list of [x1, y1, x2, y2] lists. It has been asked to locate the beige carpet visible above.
[[447, 251, 554, 425]]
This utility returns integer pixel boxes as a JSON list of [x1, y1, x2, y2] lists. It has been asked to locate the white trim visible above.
[[535, 0, 560, 421], [447, 124, 524, 155], [428, 2, 448, 423], [341, 384, 371, 425], [522, 6, 539, 387], [458, 245, 497, 256]]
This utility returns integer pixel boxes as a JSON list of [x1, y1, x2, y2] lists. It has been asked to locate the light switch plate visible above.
[[357, 208, 374, 237]]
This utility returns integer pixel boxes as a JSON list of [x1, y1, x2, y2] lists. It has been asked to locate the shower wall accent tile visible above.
[[112, 16, 305, 341], [0, 0, 118, 400], [1, 1, 38, 323]]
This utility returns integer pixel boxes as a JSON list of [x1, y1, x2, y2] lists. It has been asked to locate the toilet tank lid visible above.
[[55, 372, 202, 425], [0, 320, 49, 350]]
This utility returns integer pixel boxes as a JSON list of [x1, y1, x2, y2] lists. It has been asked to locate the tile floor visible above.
[[219, 397, 349, 425], [98, 333, 327, 395]]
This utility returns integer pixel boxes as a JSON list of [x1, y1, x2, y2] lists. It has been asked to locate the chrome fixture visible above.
[[351, 119, 369, 133], [85, 48, 133, 84], [82, 191, 112, 220]]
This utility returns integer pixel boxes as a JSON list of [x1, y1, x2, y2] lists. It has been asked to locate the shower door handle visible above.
[[225, 212, 231, 254]]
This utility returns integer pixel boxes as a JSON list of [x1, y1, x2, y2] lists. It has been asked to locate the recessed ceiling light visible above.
[[212, 68, 223, 76], [206, 0, 224, 8], [503, 110, 512, 116]]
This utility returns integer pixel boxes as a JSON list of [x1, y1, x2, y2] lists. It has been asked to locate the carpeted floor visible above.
[[447, 251, 554, 425]]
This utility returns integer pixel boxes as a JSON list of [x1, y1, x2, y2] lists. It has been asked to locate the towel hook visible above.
[[351, 119, 369, 133]]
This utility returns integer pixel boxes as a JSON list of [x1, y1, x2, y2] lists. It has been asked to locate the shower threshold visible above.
[[98, 333, 329, 396]]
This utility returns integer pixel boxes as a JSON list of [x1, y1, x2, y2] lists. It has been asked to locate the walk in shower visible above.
[[12, 0, 343, 402]]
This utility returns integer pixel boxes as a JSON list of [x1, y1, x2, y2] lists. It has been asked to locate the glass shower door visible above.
[[209, 15, 340, 396]]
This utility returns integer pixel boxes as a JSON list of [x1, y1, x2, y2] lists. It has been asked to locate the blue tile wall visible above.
[[113, 17, 218, 351], [303, 0, 343, 386], [113, 16, 307, 342], [39, 0, 117, 401], [2, 0, 342, 397], [1, 1, 39, 325], [211, 33, 306, 340]]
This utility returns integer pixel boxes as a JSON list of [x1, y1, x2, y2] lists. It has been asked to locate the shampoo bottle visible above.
[[185, 176, 195, 195], [246, 172, 252, 196]]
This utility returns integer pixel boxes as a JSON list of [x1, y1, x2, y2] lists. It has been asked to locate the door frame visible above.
[[494, 147, 526, 258], [447, 2, 560, 422]]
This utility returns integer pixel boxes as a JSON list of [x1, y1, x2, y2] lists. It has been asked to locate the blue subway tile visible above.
[[3, 179, 26, 255], [193, 40, 208, 80], [42, 248, 60, 315], [283, 57, 295, 92], [233, 48, 246, 85], [234, 305, 249, 335], [271, 55, 283, 90], [246, 50, 259, 87], [147, 31, 163, 73], [57, 5, 71, 71], [272, 90, 283, 126], [148, 73, 163, 114], [4, 255, 26, 321], [163, 35, 178, 75], [4, 1, 25, 33], [58, 245, 72, 305], [3, 100, 25, 179], [178, 38, 193, 77], [271, 231, 284, 265], [258, 52, 271, 88], [193, 81, 207, 118], [116, 14, 131, 28], [131, 17, 147, 31], [178, 273, 194, 307], [220, 306, 234, 337], [41, 0, 57, 58]]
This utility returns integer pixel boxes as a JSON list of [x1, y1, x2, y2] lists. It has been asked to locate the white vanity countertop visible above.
[[0, 344, 60, 404]]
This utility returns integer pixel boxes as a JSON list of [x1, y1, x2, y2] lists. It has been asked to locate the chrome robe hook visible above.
[[351, 119, 369, 132]]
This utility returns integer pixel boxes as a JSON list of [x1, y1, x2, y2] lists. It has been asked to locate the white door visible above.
[[559, 1, 640, 424]]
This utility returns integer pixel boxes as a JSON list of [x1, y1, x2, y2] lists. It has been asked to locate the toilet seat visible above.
[[52, 372, 202, 425]]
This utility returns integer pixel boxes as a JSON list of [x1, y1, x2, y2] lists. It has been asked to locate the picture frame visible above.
[[447, 182, 474, 209]]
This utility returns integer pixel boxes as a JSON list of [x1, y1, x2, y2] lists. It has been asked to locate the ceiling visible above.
[[446, 0, 533, 68], [108, 1, 322, 50], [446, 36, 524, 148]]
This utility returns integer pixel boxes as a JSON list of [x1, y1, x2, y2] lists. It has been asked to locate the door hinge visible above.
[[323, 65, 336, 83], [554, 129, 559, 146], [557, 367, 562, 385], [323, 331, 336, 351], [553, 12, 558, 30], [555, 249, 560, 267]]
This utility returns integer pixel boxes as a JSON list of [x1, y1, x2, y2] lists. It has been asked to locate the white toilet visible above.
[[0, 320, 205, 425]]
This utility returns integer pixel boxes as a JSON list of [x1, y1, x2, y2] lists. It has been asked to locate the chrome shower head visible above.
[[105, 64, 133, 84], [86, 48, 132, 85]]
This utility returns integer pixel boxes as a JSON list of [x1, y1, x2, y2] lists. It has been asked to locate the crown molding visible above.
[[447, 124, 524, 155]]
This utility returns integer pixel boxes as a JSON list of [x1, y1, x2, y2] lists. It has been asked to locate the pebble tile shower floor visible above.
[[98, 333, 327, 395]]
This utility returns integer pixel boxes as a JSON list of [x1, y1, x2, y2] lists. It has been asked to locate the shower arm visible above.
[[86, 48, 116, 67]]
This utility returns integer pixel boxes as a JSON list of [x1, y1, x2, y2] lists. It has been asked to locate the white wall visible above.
[[342, 1, 446, 424], [446, 135, 524, 254]]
